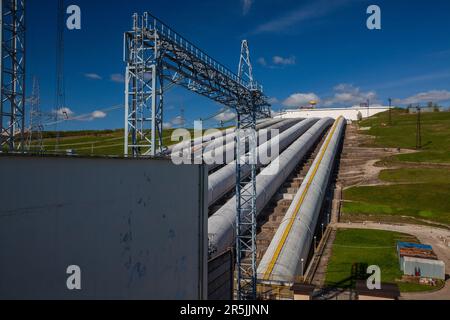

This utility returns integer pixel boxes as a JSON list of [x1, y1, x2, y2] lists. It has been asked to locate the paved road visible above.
[[334, 222, 450, 300]]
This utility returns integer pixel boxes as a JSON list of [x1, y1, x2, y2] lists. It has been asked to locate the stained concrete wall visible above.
[[0, 155, 207, 300]]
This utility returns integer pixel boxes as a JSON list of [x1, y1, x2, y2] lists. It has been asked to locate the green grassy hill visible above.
[[27, 128, 215, 156], [361, 109, 450, 163], [343, 110, 450, 226]]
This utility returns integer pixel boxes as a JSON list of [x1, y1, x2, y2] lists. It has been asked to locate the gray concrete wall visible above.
[[0, 156, 207, 300], [208, 249, 234, 300]]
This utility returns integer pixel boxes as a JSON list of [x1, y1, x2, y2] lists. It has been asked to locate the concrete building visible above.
[[275, 106, 390, 121], [408, 106, 436, 114]]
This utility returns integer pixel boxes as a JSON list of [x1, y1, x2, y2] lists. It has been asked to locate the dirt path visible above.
[[338, 124, 415, 188], [334, 222, 450, 300]]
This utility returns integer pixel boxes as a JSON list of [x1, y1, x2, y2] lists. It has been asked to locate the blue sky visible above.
[[27, 0, 450, 130]]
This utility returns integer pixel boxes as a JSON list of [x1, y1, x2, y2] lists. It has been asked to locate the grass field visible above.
[[343, 110, 450, 226], [343, 184, 450, 225], [360, 109, 450, 164], [379, 167, 450, 184], [325, 229, 439, 292], [27, 128, 214, 156]]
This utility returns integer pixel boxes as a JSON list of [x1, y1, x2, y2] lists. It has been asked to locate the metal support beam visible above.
[[0, 0, 26, 153]]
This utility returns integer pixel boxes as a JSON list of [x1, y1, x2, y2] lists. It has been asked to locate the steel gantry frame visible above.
[[123, 12, 270, 299], [0, 0, 26, 152]]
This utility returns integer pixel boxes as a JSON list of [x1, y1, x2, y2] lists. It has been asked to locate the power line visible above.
[[416, 106, 422, 150], [42, 104, 123, 127], [388, 98, 392, 126], [54, 0, 65, 153]]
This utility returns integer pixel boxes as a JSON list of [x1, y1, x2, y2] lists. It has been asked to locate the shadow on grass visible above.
[[317, 263, 370, 299]]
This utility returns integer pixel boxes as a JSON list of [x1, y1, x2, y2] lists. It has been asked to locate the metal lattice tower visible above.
[[238, 40, 254, 90], [0, 0, 26, 153], [27, 76, 43, 153], [123, 13, 270, 300], [235, 39, 258, 300], [124, 13, 164, 157]]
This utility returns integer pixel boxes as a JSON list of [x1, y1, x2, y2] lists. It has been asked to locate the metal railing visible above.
[[144, 12, 263, 92]]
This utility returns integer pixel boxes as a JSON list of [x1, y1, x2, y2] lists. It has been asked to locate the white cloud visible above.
[[171, 116, 186, 127], [214, 110, 236, 122], [242, 0, 253, 15], [55, 107, 75, 119], [73, 110, 109, 122], [268, 97, 279, 105], [323, 84, 377, 107], [110, 73, 125, 83], [84, 73, 102, 80], [394, 90, 450, 105], [163, 122, 173, 129], [283, 93, 320, 107], [376, 71, 450, 90], [249, 0, 353, 35], [91, 110, 107, 119], [257, 57, 267, 66], [273, 55, 296, 66], [258, 55, 296, 68], [53, 108, 110, 122]]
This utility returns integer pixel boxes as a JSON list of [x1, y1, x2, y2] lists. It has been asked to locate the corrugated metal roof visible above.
[[397, 242, 433, 251], [399, 248, 438, 260]]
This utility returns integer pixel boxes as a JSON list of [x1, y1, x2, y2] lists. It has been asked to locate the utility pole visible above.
[[388, 98, 392, 126], [54, 0, 65, 153], [416, 106, 422, 150]]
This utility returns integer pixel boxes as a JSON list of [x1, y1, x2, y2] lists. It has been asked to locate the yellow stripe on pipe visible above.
[[262, 117, 342, 281]]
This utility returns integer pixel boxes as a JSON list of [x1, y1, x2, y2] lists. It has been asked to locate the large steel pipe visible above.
[[167, 118, 282, 155], [203, 119, 300, 172], [257, 117, 346, 284], [208, 117, 334, 258], [208, 118, 320, 207]]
